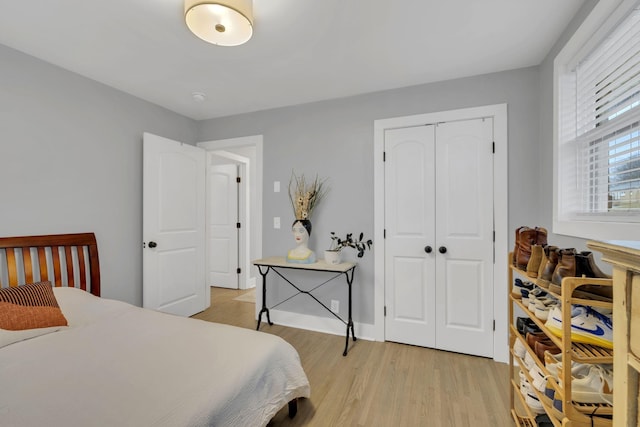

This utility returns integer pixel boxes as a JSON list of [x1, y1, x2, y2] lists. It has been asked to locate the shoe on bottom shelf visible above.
[[521, 380, 546, 414], [535, 413, 554, 427]]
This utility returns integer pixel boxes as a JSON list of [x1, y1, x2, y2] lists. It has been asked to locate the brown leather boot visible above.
[[513, 226, 528, 266], [574, 251, 613, 300], [576, 251, 612, 279], [516, 227, 537, 270], [551, 248, 577, 287], [535, 227, 548, 247], [540, 246, 560, 282], [527, 244, 544, 278]]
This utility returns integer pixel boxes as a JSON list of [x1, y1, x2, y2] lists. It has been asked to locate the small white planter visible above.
[[324, 250, 342, 265]]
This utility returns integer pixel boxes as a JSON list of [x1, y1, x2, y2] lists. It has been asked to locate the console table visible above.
[[252, 256, 357, 356]]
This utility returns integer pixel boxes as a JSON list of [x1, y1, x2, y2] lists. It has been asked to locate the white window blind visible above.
[[559, 4, 640, 219]]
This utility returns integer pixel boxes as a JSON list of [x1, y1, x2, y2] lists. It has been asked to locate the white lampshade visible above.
[[184, 0, 253, 47]]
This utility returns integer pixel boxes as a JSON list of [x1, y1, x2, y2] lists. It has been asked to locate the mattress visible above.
[[0, 287, 310, 427]]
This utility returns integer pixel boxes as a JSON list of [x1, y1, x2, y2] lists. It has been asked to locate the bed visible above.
[[0, 233, 310, 427]]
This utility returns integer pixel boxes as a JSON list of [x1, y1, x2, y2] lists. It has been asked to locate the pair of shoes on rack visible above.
[[513, 226, 547, 270], [544, 353, 613, 405], [512, 278, 534, 299], [545, 305, 613, 349], [549, 250, 612, 299], [526, 334, 560, 361], [525, 286, 547, 307], [513, 337, 527, 359], [519, 369, 546, 415], [517, 317, 541, 336], [528, 294, 558, 321], [538, 246, 560, 283], [535, 413, 554, 427]]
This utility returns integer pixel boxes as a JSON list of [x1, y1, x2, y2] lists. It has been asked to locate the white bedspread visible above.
[[0, 288, 310, 427]]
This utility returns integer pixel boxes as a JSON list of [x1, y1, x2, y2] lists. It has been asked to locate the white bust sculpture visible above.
[[286, 219, 316, 264]]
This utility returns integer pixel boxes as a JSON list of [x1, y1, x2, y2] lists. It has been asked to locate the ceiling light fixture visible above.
[[184, 0, 253, 47]]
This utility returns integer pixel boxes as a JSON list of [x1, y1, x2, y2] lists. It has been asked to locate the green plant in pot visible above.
[[324, 232, 373, 265]]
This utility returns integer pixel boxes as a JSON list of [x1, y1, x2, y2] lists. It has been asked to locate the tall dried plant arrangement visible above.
[[288, 171, 329, 220]]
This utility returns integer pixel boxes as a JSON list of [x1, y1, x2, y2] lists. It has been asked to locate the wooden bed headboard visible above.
[[0, 233, 100, 296]]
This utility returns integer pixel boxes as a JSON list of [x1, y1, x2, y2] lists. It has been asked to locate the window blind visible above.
[[568, 6, 640, 214]]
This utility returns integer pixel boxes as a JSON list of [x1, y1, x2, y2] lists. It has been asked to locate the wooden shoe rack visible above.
[[588, 240, 640, 427], [508, 252, 614, 426]]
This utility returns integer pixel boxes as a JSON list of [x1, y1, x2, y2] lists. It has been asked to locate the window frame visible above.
[[553, 0, 640, 241]]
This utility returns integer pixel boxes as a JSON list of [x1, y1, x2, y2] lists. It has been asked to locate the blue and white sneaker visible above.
[[545, 305, 613, 349], [512, 278, 534, 299]]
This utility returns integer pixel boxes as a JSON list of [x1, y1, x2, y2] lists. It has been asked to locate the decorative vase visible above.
[[324, 250, 341, 265]]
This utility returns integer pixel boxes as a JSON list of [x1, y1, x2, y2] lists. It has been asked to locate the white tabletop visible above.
[[253, 256, 356, 273]]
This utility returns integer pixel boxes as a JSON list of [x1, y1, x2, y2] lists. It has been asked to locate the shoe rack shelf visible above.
[[508, 252, 614, 427], [587, 240, 640, 427]]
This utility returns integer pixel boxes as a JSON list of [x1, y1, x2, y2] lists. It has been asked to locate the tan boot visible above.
[[527, 244, 544, 278]]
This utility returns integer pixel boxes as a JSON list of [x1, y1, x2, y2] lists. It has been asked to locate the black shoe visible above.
[[535, 414, 553, 427], [516, 317, 540, 336]]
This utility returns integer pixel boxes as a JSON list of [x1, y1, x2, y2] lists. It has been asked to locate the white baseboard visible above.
[[261, 309, 376, 341]]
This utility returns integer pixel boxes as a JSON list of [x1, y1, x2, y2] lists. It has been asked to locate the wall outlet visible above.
[[330, 300, 339, 313]]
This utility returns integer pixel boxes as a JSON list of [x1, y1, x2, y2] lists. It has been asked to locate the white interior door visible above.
[[383, 119, 494, 357], [143, 132, 208, 316], [384, 125, 436, 347], [434, 119, 494, 357], [207, 163, 239, 289]]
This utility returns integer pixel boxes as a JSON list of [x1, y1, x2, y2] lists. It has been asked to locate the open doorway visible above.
[[197, 136, 263, 297]]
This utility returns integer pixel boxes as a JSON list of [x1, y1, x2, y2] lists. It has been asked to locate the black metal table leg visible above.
[[343, 266, 356, 356], [256, 265, 273, 330]]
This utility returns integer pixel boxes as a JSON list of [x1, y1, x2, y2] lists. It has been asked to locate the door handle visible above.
[[438, 246, 447, 254], [424, 246, 432, 253], [148, 241, 158, 248]]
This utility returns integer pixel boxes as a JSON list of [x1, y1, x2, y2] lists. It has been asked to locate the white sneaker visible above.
[[521, 380, 546, 414], [544, 306, 563, 336], [523, 351, 536, 371], [571, 365, 613, 404], [513, 338, 526, 359], [569, 306, 613, 349], [545, 352, 591, 381], [528, 364, 547, 392], [545, 305, 613, 349], [533, 298, 558, 321]]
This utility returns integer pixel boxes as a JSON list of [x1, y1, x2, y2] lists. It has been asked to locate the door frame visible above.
[[373, 104, 509, 363], [197, 136, 263, 303]]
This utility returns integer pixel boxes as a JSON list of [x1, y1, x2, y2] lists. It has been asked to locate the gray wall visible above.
[[197, 67, 542, 325], [0, 0, 605, 321], [537, 1, 611, 265], [0, 44, 197, 304]]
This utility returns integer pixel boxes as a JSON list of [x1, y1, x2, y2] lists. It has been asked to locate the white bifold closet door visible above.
[[384, 118, 494, 358]]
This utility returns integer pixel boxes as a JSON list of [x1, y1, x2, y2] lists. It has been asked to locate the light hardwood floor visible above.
[[192, 287, 513, 427]]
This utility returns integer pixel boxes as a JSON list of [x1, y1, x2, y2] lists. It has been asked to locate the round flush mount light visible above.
[[184, 0, 253, 47]]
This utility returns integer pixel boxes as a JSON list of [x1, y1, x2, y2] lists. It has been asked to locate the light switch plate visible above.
[[274, 181, 280, 192], [274, 217, 281, 229]]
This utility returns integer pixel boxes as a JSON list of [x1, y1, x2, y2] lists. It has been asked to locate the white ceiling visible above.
[[0, 0, 585, 120]]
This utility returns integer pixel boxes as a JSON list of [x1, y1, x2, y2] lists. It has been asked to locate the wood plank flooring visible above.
[[192, 287, 514, 427]]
